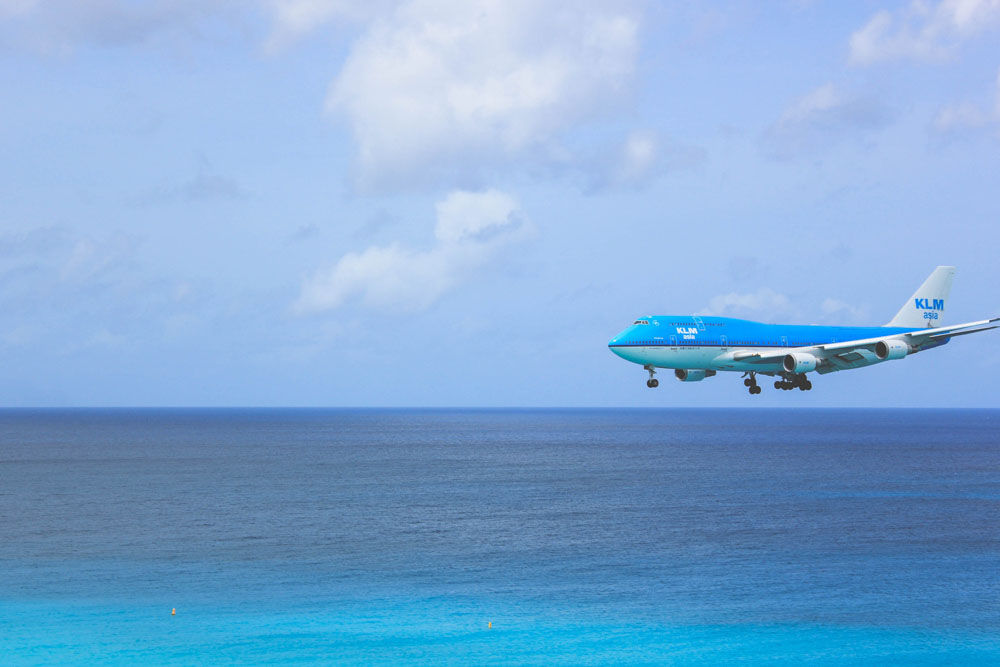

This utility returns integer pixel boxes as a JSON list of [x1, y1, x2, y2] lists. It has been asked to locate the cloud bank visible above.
[[326, 0, 640, 188], [294, 189, 530, 313], [264, 0, 401, 49], [696, 288, 796, 323], [697, 290, 872, 326], [1, 1, 662, 193], [850, 0, 1000, 65], [934, 66, 1000, 134], [762, 83, 893, 159]]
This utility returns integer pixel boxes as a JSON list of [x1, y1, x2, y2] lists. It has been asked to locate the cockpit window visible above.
[[633, 319, 649, 325]]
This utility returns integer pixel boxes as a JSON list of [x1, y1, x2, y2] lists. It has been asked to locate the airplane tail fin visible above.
[[886, 266, 955, 328]]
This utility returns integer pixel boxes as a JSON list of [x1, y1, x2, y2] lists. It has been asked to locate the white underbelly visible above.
[[612, 345, 786, 374]]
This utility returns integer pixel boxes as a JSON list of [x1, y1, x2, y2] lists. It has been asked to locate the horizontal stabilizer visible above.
[[928, 325, 998, 340]]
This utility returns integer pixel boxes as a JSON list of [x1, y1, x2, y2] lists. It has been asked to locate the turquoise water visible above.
[[5, 600, 999, 664], [2, 409, 998, 664]]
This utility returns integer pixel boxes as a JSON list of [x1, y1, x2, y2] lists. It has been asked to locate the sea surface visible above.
[[1, 408, 998, 665]]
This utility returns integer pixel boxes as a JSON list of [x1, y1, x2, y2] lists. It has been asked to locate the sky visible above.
[[0, 0, 998, 407]]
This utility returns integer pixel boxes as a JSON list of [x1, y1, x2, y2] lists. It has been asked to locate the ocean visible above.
[[1, 408, 998, 664]]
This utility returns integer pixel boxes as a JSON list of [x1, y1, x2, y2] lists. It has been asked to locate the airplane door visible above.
[[781, 335, 788, 348], [720, 335, 727, 349], [669, 335, 677, 348]]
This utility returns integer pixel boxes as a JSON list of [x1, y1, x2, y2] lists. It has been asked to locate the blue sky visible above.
[[1, 0, 998, 407]]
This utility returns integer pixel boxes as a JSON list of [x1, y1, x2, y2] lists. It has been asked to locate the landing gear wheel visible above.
[[749, 385, 761, 395], [744, 378, 753, 387], [804, 380, 812, 390], [646, 379, 659, 388], [774, 381, 782, 389]]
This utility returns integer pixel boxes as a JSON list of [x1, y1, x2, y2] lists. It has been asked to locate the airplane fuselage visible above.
[[610, 268, 996, 394], [609, 316, 936, 375]]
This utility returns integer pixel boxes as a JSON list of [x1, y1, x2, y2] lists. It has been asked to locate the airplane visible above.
[[608, 266, 998, 395]]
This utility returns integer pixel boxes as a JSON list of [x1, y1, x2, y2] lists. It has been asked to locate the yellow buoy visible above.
[[488, 621, 492, 629], [171, 608, 176, 616]]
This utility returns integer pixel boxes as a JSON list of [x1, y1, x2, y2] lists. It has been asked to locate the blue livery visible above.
[[609, 266, 998, 395]]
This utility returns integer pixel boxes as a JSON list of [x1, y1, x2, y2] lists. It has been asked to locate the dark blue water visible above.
[[2, 409, 998, 664]]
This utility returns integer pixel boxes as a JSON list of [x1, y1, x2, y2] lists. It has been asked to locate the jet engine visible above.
[[675, 369, 717, 382], [783, 352, 818, 374], [875, 339, 911, 361]]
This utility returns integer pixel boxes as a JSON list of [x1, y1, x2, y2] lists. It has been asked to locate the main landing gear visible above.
[[743, 372, 814, 394], [644, 364, 659, 388], [774, 375, 813, 391]]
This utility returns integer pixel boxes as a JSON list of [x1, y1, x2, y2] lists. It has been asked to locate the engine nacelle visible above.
[[875, 339, 910, 361], [675, 369, 717, 382], [783, 352, 818, 374]]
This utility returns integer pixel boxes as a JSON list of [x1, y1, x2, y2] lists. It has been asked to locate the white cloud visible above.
[[263, 0, 400, 49], [933, 66, 1000, 133], [850, 0, 1000, 65], [266, 0, 369, 34], [697, 291, 876, 325], [578, 130, 705, 191], [296, 244, 455, 312], [696, 288, 795, 322], [934, 101, 991, 130], [294, 189, 530, 313], [0, 226, 142, 315], [433, 189, 520, 243], [780, 82, 842, 122], [762, 83, 892, 159], [619, 132, 658, 181], [327, 0, 640, 188], [820, 298, 869, 325], [59, 232, 139, 284]]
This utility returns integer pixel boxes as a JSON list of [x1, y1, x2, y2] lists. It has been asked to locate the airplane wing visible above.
[[732, 317, 1000, 372]]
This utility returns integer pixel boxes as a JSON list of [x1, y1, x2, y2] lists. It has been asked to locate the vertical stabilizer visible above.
[[886, 266, 955, 328]]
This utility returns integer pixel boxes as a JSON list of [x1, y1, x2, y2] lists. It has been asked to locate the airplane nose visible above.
[[608, 330, 629, 357]]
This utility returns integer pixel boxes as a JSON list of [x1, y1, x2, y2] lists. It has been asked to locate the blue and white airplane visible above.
[[609, 267, 999, 395]]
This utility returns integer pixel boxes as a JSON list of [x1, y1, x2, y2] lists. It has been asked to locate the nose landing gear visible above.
[[644, 365, 659, 388]]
